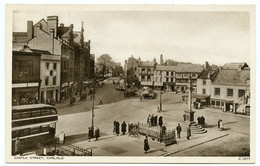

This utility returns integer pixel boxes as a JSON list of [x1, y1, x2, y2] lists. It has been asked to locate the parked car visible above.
[[142, 88, 156, 99]]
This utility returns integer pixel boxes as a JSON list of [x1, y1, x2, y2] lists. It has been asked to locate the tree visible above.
[[165, 59, 178, 66], [96, 54, 115, 77]]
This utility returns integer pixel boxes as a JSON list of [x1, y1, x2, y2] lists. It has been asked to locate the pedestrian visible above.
[[162, 125, 167, 135], [99, 97, 103, 105], [121, 121, 127, 135], [113, 121, 116, 134], [217, 119, 221, 129], [176, 123, 182, 139], [159, 127, 163, 143], [144, 136, 150, 154], [183, 114, 186, 121], [201, 116, 205, 126], [116, 121, 120, 136], [154, 115, 158, 126], [151, 114, 154, 126], [147, 115, 151, 125], [198, 102, 201, 109], [157, 104, 161, 112], [197, 116, 201, 125], [95, 127, 100, 140], [158, 116, 163, 127], [187, 124, 191, 140], [219, 119, 223, 131], [14, 137, 22, 155], [88, 127, 92, 142]]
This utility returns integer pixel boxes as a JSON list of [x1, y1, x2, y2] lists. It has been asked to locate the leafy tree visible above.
[[96, 54, 115, 77]]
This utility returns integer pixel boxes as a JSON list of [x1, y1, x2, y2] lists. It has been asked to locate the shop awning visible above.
[[192, 94, 210, 99]]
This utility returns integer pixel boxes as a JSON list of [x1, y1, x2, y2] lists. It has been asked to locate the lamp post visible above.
[[159, 72, 163, 112]]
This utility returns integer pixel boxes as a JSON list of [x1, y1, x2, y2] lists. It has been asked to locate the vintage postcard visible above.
[[5, 4, 255, 163]]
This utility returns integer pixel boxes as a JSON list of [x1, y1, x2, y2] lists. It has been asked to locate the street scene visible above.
[[10, 7, 251, 158]]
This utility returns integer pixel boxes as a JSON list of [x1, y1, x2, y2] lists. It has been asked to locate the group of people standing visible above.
[[88, 126, 100, 142], [147, 114, 163, 127], [113, 121, 127, 136], [197, 116, 206, 126]]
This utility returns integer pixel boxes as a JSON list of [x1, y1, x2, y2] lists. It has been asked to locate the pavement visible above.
[[54, 90, 250, 156]]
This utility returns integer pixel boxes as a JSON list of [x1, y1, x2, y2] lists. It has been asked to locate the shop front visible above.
[[12, 87, 39, 106]]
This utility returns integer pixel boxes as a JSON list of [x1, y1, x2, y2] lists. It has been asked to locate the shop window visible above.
[[216, 101, 220, 106], [227, 88, 233, 97], [211, 100, 215, 106]]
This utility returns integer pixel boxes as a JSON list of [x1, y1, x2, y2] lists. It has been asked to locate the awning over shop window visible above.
[[192, 94, 210, 99]]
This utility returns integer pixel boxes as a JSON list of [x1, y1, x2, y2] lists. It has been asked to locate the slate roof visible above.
[[198, 65, 219, 81], [31, 49, 51, 55], [212, 68, 250, 86], [57, 26, 70, 38], [174, 63, 204, 73], [222, 62, 248, 70], [139, 61, 156, 67]]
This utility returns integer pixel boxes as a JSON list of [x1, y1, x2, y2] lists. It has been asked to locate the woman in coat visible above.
[[187, 124, 191, 140], [95, 127, 100, 140], [144, 136, 150, 153]]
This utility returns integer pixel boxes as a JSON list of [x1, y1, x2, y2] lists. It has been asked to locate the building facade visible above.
[[12, 51, 41, 106], [138, 61, 157, 88], [153, 65, 176, 91], [210, 63, 250, 113]]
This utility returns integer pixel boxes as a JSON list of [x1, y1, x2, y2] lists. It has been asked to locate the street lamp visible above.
[[159, 71, 163, 112]]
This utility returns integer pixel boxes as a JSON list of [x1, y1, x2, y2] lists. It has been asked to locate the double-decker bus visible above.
[[12, 104, 58, 154]]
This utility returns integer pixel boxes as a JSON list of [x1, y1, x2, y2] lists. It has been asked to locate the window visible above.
[[171, 72, 174, 76], [214, 88, 220, 96], [203, 89, 206, 94], [166, 71, 169, 76], [45, 76, 49, 85], [216, 101, 220, 106], [176, 73, 182, 77], [183, 73, 189, 77], [192, 73, 197, 77], [211, 100, 215, 106], [141, 76, 145, 81], [171, 78, 174, 82], [46, 62, 49, 69], [147, 76, 151, 81], [227, 88, 233, 97], [53, 76, 56, 85], [166, 78, 169, 82], [160, 77, 162, 82], [155, 77, 158, 82], [54, 63, 57, 70], [203, 80, 206, 85], [238, 89, 245, 97], [135, 67, 137, 71]]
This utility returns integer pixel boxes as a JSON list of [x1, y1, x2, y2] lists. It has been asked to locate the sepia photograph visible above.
[[5, 4, 255, 163]]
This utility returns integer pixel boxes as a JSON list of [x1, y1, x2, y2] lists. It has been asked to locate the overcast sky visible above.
[[13, 10, 250, 66]]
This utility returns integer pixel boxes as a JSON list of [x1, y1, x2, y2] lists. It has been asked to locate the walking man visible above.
[[121, 121, 127, 135], [197, 116, 201, 126], [176, 123, 182, 139], [88, 127, 92, 142], [158, 116, 163, 127], [116, 121, 120, 136], [187, 124, 191, 140]]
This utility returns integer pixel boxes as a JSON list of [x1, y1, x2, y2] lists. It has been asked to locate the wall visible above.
[[12, 52, 41, 84], [40, 54, 61, 88], [210, 84, 249, 103], [28, 29, 62, 55], [197, 78, 212, 95]]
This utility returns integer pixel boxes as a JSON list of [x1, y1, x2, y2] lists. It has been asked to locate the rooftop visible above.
[[198, 65, 219, 81], [212, 68, 250, 86]]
